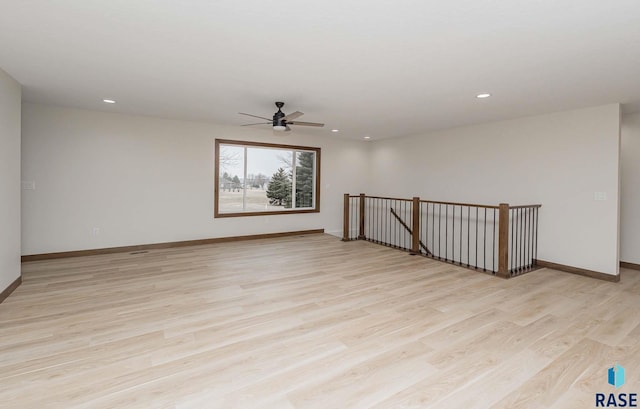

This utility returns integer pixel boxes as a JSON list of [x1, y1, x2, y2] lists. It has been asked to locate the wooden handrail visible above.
[[364, 195, 413, 202], [420, 199, 499, 209], [353, 193, 539, 210], [509, 204, 542, 209]]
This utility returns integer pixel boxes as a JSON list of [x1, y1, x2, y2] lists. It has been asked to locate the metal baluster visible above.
[[438, 203, 442, 259], [370, 197, 373, 242], [384, 199, 388, 246], [432, 203, 436, 257], [369, 198, 377, 243], [423, 203, 426, 255], [401, 201, 405, 249], [512, 208, 516, 272], [405, 201, 408, 250], [352, 197, 355, 239], [369, 197, 371, 241], [409, 201, 412, 250], [493, 208, 496, 273], [513, 209, 520, 273], [520, 208, 527, 271], [382, 198, 384, 245], [372, 198, 376, 243], [363, 197, 366, 240], [407, 200, 410, 250], [362, 197, 365, 239], [394, 200, 402, 248], [399, 200, 402, 249], [370, 197, 373, 241], [483, 208, 487, 271], [389, 199, 392, 247], [363, 197, 366, 239], [533, 207, 538, 260], [354, 197, 357, 240], [519, 208, 524, 272], [348, 197, 351, 239], [529, 207, 533, 268], [378, 198, 381, 244], [467, 207, 471, 267], [527, 208, 531, 268], [377, 198, 380, 244], [475, 207, 479, 269], [394, 200, 397, 247], [379, 198, 382, 244], [445, 204, 449, 261], [524, 208, 528, 269], [510, 208, 514, 273], [459, 205, 463, 265], [452, 205, 455, 263], [366, 197, 369, 240], [520, 209, 527, 271], [380, 198, 383, 244]]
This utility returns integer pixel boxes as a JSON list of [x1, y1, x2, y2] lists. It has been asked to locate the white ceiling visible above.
[[1, 0, 640, 140]]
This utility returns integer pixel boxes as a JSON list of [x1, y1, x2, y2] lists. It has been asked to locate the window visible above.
[[214, 139, 321, 217]]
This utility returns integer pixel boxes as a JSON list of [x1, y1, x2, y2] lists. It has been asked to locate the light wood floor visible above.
[[2, 234, 639, 409]]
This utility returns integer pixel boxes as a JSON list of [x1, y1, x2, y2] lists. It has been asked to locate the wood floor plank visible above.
[[0, 234, 638, 408], [489, 338, 610, 409]]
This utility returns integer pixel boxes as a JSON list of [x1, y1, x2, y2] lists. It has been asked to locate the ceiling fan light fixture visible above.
[[273, 125, 287, 131]]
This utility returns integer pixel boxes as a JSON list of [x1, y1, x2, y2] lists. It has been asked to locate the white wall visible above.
[[21, 102, 624, 276], [21, 103, 368, 255], [368, 104, 621, 276], [621, 112, 640, 264], [0, 68, 22, 292]]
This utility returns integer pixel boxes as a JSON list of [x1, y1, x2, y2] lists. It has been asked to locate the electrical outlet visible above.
[[21, 181, 36, 190], [92, 227, 101, 236]]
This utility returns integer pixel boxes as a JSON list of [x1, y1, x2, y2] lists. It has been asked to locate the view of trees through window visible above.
[[215, 140, 320, 216]]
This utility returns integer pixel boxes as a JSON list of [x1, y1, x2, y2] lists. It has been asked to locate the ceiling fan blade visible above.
[[288, 121, 325, 127], [285, 125, 291, 132], [282, 111, 304, 121], [239, 112, 272, 121], [241, 122, 271, 126]]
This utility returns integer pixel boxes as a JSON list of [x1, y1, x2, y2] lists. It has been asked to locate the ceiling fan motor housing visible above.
[[273, 110, 286, 127], [273, 102, 286, 128]]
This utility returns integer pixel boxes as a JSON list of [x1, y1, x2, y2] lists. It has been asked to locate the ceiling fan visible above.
[[239, 102, 325, 132]]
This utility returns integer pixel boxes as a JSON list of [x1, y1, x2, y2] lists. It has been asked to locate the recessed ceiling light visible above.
[[476, 93, 491, 99], [102, 99, 116, 104], [331, 129, 339, 133], [364, 136, 371, 140]]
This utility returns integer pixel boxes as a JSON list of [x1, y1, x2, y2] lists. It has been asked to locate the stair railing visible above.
[[342, 193, 541, 278]]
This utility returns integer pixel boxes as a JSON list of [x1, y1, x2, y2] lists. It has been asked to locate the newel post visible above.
[[411, 197, 420, 254], [497, 203, 510, 278], [358, 193, 366, 239], [342, 193, 350, 241]]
